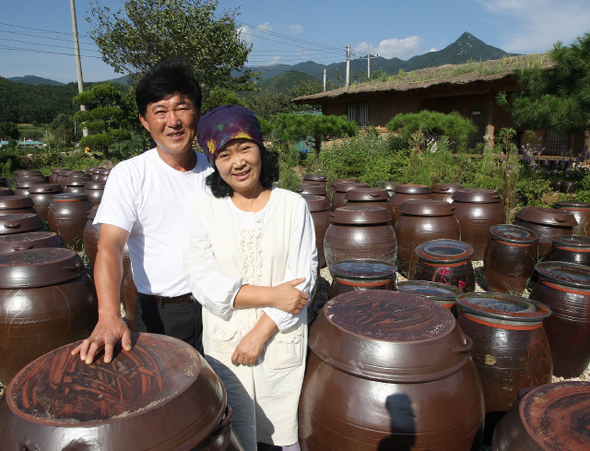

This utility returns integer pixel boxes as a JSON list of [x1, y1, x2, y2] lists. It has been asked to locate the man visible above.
[[73, 58, 213, 364]]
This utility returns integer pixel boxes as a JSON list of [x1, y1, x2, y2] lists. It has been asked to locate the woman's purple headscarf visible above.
[[197, 105, 265, 165]]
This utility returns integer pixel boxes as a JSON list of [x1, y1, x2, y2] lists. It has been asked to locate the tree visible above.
[[497, 33, 590, 151], [0, 121, 20, 141], [73, 82, 131, 157], [88, 0, 256, 100], [272, 113, 358, 157]]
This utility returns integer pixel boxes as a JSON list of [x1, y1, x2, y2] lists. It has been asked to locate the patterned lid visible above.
[[535, 261, 590, 288], [490, 224, 538, 243], [331, 259, 396, 279], [456, 292, 551, 322]]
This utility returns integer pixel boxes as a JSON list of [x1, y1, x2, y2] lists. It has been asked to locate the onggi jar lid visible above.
[[431, 183, 464, 194], [455, 292, 551, 325], [397, 280, 461, 302], [309, 290, 471, 383], [518, 381, 590, 451], [453, 188, 501, 203], [490, 224, 538, 244], [394, 184, 431, 195], [331, 205, 392, 225], [415, 239, 473, 263], [550, 234, 590, 248], [535, 261, 590, 289], [84, 181, 106, 190], [0, 231, 64, 255], [373, 181, 399, 191], [345, 187, 390, 202], [399, 199, 454, 216], [554, 201, 590, 210], [0, 195, 34, 210], [296, 185, 327, 196], [52, 193, 89, 202], [331, 259, 396, 279], [302, 194, 330, 212], [303, 174, 327, 182], [333, 182, 369, 193], [0, 247, 86, 288], [0, 213, 44, 235], [28, 183, 63, 194], [516, 206, 578, 227]]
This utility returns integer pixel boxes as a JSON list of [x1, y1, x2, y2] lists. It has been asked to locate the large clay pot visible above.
[[28, 183, 63, 221], [389, 184, 432, 221], [0, 195, 37, 216], [63, 177, 89, 194], [14, 177, 47, 197], [395, 199, 460, 278], [48, 168, 69, 184], [553, 201, 590, 236], [328, 259, 396, 298], [492, 381, 590, 451], [515, 206, 577, 259], [0, 248, 98, 384], [296, 184, 328, 198], [544, 234, 590, 266], [530, 261, 590, 378], [0, 213, 45, 235], [303, 174, 327, 190], [0, 231, 64, 255], [47, 193, 94, 251], [373, 181, 399, 197], [0, 333, 243, 451], [561, 181, 576, 193], [452, 189, 505, 261], [331, 182, 369, 211], [483, 224, 537, 294], [397, 280, 462, 311], [413, 239, 475, 292], [302, 195, 330, 268], [344, 187, 394, 225], [0, 187, 14, 196], [324, 206, 397, 269], [455, 292, 552, 416], [431, 183, 464, 203], [84, 180, 106, 206], [329, 178, 360, 195], [299, 290, 484, 450]]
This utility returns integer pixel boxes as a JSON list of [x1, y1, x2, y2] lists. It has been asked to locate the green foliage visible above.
[[88, 0, 257, 100], [386, 110, 477, 152], [0, 121, 20, 140], [202, 88, 246, 112], [272, 113, 358, 156], [242, 90, 293, 121]]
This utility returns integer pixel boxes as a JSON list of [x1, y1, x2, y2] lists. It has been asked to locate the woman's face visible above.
[[215, 138, 263, 196]]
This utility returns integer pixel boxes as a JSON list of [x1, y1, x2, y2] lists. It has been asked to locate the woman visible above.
[[183, 105, 317, 451]]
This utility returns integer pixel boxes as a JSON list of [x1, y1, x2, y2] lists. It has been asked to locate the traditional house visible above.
[[292, 55, 585, 156]]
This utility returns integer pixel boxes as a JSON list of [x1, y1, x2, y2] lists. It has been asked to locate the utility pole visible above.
[[361, 45, 378, 79], [323, 69, 327, 92], [346, 44, 351, 87], [70, 0, 88, 137]]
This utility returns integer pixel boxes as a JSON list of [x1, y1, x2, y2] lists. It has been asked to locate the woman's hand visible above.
[[270, 278, 308, 314], [231, 314, 277, 365]]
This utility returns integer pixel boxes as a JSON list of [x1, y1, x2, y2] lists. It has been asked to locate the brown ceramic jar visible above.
[[455, 293, 552, 416], [299, 290, 484, 450], [329, 178, 360, 195], [0, 195, 37, 216], [13, 177, 47, 197], [302, 195, 330, 268], [397, 280, 462, 311], [413, 239, 475, 292], [331, 182, 369, 210], [395, 199, 460, 278], [0, 213, 45, 235], [296, 184, 329, 198], [389, 184, 433, 220], [431, 183, 464, 203], [344, 187, 394, 225], [324, 206, 397, 270], [48, 168, 69, 184], [0, 248, 98, 384], [63, 177, 89, 194], [492, 381, 590, 451], [28, 183, 63, 221], [544, 235, 590, 266], [47, 193, 94, 251], [0, 231, 63, 255], [303, 174, 327, 190], [452, 189, 505, 261], [0, 187, 14, 197], [483, 224, 537, 294], [0, 333, 242, 450], [515, 206, 577, 259], [561, 181, 576, 193], [373, 181, 399, 197], [328, 259, 396, 298], [96, 168, 112, 182], [530, 261, 590, 378], [553, 201, 590, 236], [84, 180, 106, 206]]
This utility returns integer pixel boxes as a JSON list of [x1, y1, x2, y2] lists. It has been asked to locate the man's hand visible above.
[[71, 316, 132, 364]]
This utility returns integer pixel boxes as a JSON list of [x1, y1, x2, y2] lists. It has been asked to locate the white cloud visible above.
[[289, 24, 303, 34], [477, 0, 590, 53], [260, 55, 282, 67], [355, 36, 422, 60]]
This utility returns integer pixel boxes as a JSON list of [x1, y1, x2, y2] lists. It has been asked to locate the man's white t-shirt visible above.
[[95, 148, 213, 297]]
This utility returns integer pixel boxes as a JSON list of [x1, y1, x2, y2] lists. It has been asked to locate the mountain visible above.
[[7, 75, 64, 86], [257, 70, 318, 94]]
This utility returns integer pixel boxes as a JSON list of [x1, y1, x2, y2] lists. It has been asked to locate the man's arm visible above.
[[71, 224, 132, 364]]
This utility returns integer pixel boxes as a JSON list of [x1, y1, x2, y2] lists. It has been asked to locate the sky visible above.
[[1, 0, 589, 84]]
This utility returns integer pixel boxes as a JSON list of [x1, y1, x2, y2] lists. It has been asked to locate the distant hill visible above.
[[257, 70, 318, 94], [7, 75, 64, 86]]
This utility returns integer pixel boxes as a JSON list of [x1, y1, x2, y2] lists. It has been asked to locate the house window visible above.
[[543, 130, 570, 156], [467, 103, 486, 149], [347, 103, 370, 127]]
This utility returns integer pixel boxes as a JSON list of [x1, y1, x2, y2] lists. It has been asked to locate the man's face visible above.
[[139, 94, 200, 157]]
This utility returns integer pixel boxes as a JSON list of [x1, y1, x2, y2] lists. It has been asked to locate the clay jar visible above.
[[13, 177, 47, 197], [373, 181, 399, 197], [483, 224, 537, 294], [397, 280, 462, 311], [302, 195, 331, 268], [0, 248, 98, 384], [395, 199, 460, 278], [544, 235, 590, 266], [299, 290, 484, 450], [0, 187, 14, 197], [431, 183, 464, 203], [28, 183, 63, 221], [455, 292, 552, 416], [63, 177, 89, 194], [554, 201, 590, 236], [97, 168, 111, 182], [0, 231, 63, 255], [492, 381, 590, 451], [329, 178, 360, 195], [328, 259, 396, 298], [452, 188, 505, 261], [324, 205, 397, 270], [47, 193, 94, 251], [48, 168, 69, 184], [389, 184, 432, 221], [0, 195, 37, 216], [413, 239, 475, 292], [530, 261, 590, 378], [0, 333, 242, 451], [515, 206, 578, 259], [303, 174, 327, 190], [344, 187, 394, 225], [0, 213, 45, 235], [296, 184, 329, 199], [561, 181, 576, 193], [331, 182, 369, 210], [84, 180, 106, 206]]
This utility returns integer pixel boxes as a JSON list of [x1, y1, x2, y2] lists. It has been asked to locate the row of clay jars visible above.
[[47, 193, 94, 252]]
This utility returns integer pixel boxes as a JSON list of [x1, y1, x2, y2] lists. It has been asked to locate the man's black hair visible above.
[[206, 146, 280, 198], [136, 58, 202, 117]]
